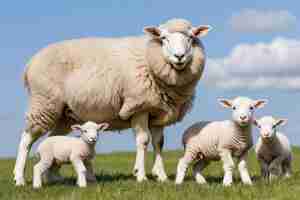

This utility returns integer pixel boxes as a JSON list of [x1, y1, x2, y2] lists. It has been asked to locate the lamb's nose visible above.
[[240, 116, 247, 120], [174, 54, 184, 61]]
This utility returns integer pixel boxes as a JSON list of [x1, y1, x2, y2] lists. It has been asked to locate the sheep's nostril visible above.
[[240, 116, 247, 120], [175, 54, 184, 61]]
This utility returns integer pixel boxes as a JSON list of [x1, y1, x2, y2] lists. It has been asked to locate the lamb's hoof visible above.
[[137, 175, 148, 182], [15, 177, 25, 186], [152, 169, 168, 182], [195, 177, 207, 185], [223, 181, 232, 187], [243, 181, 253, 186]]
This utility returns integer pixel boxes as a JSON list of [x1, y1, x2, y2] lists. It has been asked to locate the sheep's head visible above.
[[253, 116, 287, 141], [71, 121, 109, 144], [144, 18, 211, 71], [218, 97, 268, 127]]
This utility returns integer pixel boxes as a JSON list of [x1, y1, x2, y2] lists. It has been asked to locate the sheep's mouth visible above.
[[170, 62, 186, 71]]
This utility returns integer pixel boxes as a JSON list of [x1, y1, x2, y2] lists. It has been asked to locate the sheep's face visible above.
[[254, 116, 287, 140], [144, 25, 211, 70], [218, 97, 268, 127], [71, 122, 109, 144]]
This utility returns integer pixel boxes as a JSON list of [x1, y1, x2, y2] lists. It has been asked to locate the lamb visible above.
[[175, 97, 267, 186], [254, 116, 292, 181], [33, 121, 109, 188], [14, 18, 212, 185]]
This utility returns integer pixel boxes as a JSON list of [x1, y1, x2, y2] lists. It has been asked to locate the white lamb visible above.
[[254, 116, 292, 181], [33, 121, 109, 188], [175, 97, 267, 186]]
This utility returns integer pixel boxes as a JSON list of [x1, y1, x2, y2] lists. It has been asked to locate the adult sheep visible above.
[[14, 18, 211, 185]]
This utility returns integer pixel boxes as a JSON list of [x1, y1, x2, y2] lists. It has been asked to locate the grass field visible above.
[[1, 148, 300, 200]]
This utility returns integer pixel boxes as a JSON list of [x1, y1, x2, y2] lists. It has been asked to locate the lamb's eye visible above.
[[160, 36, 166, 40], [232, 106, 236, 110], [250, 106, 254, 110]]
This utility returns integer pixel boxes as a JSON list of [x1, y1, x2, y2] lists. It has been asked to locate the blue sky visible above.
[[1, 1, 300, 157]]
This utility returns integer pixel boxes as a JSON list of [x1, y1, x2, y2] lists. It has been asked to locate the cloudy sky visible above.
[[0, 1, 300, 157]]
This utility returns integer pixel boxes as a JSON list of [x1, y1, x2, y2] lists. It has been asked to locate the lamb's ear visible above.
[[254, 99, 268, 109], [71, 124, 82, 131], [275, 118, 288, 127], [190, 25, 212, 37], [97, 123, 110, 131], [143, 26, 161, 38], [218, 98, 232, 108]]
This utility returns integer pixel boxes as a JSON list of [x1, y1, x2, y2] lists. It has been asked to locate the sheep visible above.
[[175, 97, 268, 186], [32, 121, 109, 188], [254, 116, 292, 181], [14, 18, 212, 185]]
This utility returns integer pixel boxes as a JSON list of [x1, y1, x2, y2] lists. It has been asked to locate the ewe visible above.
[[175, 97, 267, 186], [15, 18, 212, 185], [254, 116, 292, 181], [33, 121, 109, 188]]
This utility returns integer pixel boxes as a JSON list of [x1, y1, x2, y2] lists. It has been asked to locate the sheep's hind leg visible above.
[[45, 164, 63, 183], [282, 159, 292, 178], [33, 160, 52, 189], [14, 96, 64, 186], [193, 160, 208, 184], [150, 127, 168, 182]]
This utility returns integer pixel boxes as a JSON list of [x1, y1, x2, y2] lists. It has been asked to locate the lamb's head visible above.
[[144, 18, 211, 71], [71, 121, 109, 144], [218, 97, 268, 127], [254, 116, 287, 141]]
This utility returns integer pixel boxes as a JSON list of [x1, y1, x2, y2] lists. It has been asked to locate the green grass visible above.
[[1, 148, 300, 200]]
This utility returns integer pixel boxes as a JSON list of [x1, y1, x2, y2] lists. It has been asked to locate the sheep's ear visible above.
[[254, 99, 268, 109], [97, 123, 109, 131], [218, 98, 232, 108], [275, 118, 288, 127], [144, 26, 161, 38], [190, 25, 212, 37], [71, 124, 82, 131]]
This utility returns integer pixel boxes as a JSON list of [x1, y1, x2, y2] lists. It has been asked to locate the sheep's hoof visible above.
[[152, 169, 168, 182], [15, 177, 25, 186], [136, 175, 148, 182]]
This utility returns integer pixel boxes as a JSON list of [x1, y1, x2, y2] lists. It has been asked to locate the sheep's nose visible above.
[[174, 54, 184, 61], [262, 132, 269, 137]]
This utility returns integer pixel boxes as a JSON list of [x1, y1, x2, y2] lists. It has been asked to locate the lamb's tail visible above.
[[22, 65, 31, 93]]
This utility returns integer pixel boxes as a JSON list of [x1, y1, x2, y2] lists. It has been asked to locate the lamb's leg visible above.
[[283, 159, 292, 178], [175, 151, 194, 185], [33, 160, 52, 189], [45, 164, 63, 183], [71, 158, 87, 187], [193, 160, 209, 184], [269, 156, 284, 181], [131, 112, 151, 182], [238, 152, 252, 185], [258, 158, 269, 180], [220, 149, 235, 186], [150, 126, 168, 182], [84, 160, 97, 183]]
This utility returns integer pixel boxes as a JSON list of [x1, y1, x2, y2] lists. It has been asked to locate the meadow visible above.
[[1, 149, 300, 200]]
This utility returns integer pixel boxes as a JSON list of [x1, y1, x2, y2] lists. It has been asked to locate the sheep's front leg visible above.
[[269, 156, 284, 180], [238, 152, 252, 185], [71, 158, 87, 187], [150, 126, 168, 182], [84, 160, 97, 183], [33, 161, 52, 189], [220, 149, 235, 186], [193, 160, 209, 184], [131, 112, 151, 182]]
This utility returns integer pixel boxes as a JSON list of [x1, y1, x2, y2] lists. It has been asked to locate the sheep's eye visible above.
[[272, 125, 277, 129], [250, 106, 254, 110], [160, 36, 166, 40], [232, 106, 236, 110]]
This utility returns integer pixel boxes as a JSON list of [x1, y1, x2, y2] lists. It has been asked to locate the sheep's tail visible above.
[[22, 65, 31, 93]]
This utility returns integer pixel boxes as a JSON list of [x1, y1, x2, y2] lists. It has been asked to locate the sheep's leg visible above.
[[282, 159, 292, 178], [84, 160, 97, 183], [150, 126, 168, 182], [193, 160, 208, 184], [258, 158, 269, 180], [71, 158, 87, 187], [14, 96, 64, 186], [175, 151, 194, 184], [33, 160, 52, 189], [131, 112, 151, 182], [269, 156, 284, 180], [220, 149, 235, 186], [14, 131, 40, 186], [238, 152, 252, 185], [45, 164, 63, 183]]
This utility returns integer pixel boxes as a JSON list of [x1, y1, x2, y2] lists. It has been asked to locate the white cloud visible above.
[[204, 37, 300, 90], [229, 9, 296, 33]]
